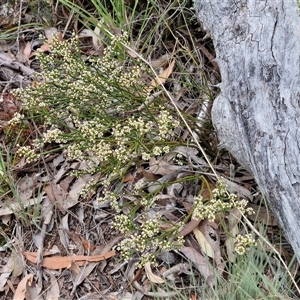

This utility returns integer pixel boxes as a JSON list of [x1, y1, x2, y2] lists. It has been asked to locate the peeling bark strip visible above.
[[195, 0, 300, 261]]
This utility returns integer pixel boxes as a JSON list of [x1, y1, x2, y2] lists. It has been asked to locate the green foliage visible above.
[[11, 31, 254, 266], [13, 33, 180, 175]]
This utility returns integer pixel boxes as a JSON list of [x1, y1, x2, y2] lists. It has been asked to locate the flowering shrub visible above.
[[13, 33, 179, 174], [192, 179, 254, 222], [12, 33, 255, 265]]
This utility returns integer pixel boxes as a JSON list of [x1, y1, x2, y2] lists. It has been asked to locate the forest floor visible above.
[[0, 1, 299, 299]]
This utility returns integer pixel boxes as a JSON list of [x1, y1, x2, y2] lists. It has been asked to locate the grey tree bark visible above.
[[194, 0, 300, 261]]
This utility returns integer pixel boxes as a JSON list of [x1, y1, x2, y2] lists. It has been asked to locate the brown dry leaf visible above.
[[144, 262, 165, 284], [61, 228, 84, 255], [105, 292, 133, 300], [13, 273, 34, 300], [123, 173, 135, 183], [78, 28, 94, 38], [127, 48, 138, 58], [80, 236, 96, 252], [25, 285, 43, 300], [23, 251, 116, 270], [44, 27, 59, 40], [201, 182, 216, 200], [142, 170, 160, 181], [93, 21, 105, 50], [23, 41, 32, 58], [225, 208, 242, 262], [44, 183, 66, 212], [130, 268, 143, 284], [66, 174, 100, 208], [198, 221, 224, 274], [180, 246, 214, 287], [225, 224, 238, 263], [150, 53, 170, 69], [179, 219, 201, 237], [222, 178, 253, 201], [0, 256, 15, 290], [37, 43, 50, 53], [11, 252, 24, 282], [17, 174, 42, 202], [0, 197, 42, 216], [68, 260, 81, 275], [31, 30, 63, 56], [146, 60, 175, 93], [72, 235, 123, 289], [246, 203, 278, 226], [16, 40, 30, 63], [148, 157, 187, 175], [45, 271, 60, 300], [0, 3, 18, 28], [193, 228, 214, 259]]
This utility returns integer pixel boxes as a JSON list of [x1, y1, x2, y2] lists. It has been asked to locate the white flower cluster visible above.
[[7, 112, 24, 125], [13, 33, 180, 170], [12, 32, 184, 266], [42, 127, 65, 144], [79, 178, 96, 198], [157, 107, 180, 139], [235, 234, 257, 255], [16, 146, 39, 163], [192, 178, 254, 222], [112, 214, 133, 234], [96, 190, 121, 213], [140, 196, 157, 209], [113, 212, 184, 266]]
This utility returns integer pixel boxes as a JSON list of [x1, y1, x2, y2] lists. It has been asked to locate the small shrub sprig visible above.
[[235, 233, 257, 255], [12, 33, 183, 265], [13, 33, 179, 175], [192, 178, 256, 255], [192, 179, 254, 222], [108, 178, 255, 265], [12, 33, 255, 265], [112, 212, 185, 267]]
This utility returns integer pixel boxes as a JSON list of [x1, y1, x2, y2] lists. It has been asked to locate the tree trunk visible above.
[[194, 0, 300, 261]]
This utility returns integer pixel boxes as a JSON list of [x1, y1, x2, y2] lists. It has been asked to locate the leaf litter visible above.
[[0, 1, 298, 299]]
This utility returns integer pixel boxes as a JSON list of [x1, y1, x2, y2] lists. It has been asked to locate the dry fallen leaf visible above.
[[222, 178, 253, 201], [198, 221, 224, 274], [93, 21, 104, 49], [193, 228, 214, 259], [146, 60, 175, 93], [13, 273, 34, 300], [23, 251, 116, 270], [180, 246, 214, 287], [179, 219, 201, 237], [68, 260, 81, 275], [150, 53, 170, 69], [246, 203, 277, 226], [81, 236, 96, 252], [71, 235, 123, 292], [148, 157, 187, 176], [225, 208, 242, 262], [45, 271, 60, 300], [44, 183, 66, 212], [122, 172, 135, 183], [0, 256, 15, 290], [144, 262, 165, 284], [23, 41, 32, 58], [44, 27, 59, 41]]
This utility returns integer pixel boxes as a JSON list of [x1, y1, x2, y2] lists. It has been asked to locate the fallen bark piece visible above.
[[23, 250, 116, 270]]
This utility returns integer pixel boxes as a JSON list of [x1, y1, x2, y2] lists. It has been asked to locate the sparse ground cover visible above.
[[0, 1, 299, 299]]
